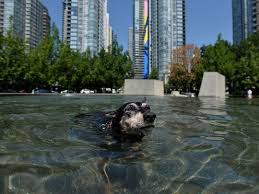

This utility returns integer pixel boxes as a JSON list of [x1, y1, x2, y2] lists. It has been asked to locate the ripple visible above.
[[182, 143, 214, 152], [207, 182, 255, 193], [205, 136, 225, 141], [0, 96, 259, 193]]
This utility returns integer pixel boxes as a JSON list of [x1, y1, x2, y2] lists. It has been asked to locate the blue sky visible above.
[[42, 0, 233, 48]]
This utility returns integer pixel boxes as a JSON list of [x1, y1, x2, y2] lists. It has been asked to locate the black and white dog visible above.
[[72, 99, 156, 193], [103, 98, 156, 141], [74, 98, 156, 142]]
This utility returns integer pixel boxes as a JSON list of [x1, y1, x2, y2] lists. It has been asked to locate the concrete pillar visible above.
[[199, 72, 225, 98], [124, 79, 164, 96]]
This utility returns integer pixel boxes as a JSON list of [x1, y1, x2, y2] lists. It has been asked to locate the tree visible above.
[[169, 44, 201, 92], [232, 33, 259, 94], [201, 35, 236, 89], [26, 24, 60, 91], [172, 44, 201, 73], [0, 29, 132, 92], [149, 67, 158, 79], [0, 30, 28, 91], [49, 43, 76, 89]]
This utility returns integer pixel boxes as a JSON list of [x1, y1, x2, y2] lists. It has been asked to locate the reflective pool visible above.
[[0, 95, 259, 194]]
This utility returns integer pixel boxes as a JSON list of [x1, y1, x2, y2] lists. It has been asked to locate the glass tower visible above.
[[232, 0, 257, 44], [63, 0, 111, 54], [0, 0, 3, 34], [133, 0, 186, 80], [0, 0, 50, 48], [152, 0, 186, 80], [128, 27, 134, 61], [2, 0, 26, 39], [25, 0, 50, 48], [133, 0, 145, 79], [257, 0, 259, 31]]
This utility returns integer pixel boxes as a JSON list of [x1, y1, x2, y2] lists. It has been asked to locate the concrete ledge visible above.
[[124, 79, 164, 96], [199, 72, 225, 98], [0, 93, 122, 96]]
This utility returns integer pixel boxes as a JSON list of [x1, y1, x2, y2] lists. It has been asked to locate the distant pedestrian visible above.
[[247, 89, 252, 99]]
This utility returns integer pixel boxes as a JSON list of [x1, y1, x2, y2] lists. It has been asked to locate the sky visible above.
[[41, 0, 233, 48]]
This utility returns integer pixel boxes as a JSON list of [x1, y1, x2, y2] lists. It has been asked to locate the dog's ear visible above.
[[105, 111, 117, 118], [142, 97, 147, 103]]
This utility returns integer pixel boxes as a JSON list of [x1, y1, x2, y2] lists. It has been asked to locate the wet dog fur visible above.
[[74, 98, 156, 142], [101, 98, 156, 141], [72, 98, 156, 193]]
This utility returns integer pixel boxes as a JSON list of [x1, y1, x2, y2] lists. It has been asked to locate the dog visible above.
[[71, 98, 156, 193], [73, 98, 156, 142], [101, 98, 156, 141]]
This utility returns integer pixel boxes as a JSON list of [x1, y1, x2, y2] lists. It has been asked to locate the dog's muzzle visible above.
[[144, 112, 156, 123]]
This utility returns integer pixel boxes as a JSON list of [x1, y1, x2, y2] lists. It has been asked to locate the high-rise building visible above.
[[103, 0, 112, 51], [104, 12, 110, 51], [133, 0, 186, 80], [0, 0, 50, 48], [0, 0, 4, 34], [108, 25, 113, 47], [152, 0, 186, 79], [25, 0, 51, 48], [133, 0, 145, 79], [62, 0, 111, 54], [232, 0, 257, 44], [1, 0, 26, 39], [43, 7, 51, 38], [128, 27, 134, 61], [257, 0, 259, 30]]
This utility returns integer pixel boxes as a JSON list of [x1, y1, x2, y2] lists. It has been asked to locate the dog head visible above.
[[107, 98, 156, 140]]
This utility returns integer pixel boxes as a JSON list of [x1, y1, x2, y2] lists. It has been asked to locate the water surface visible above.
[[0, 95, 259, 194]]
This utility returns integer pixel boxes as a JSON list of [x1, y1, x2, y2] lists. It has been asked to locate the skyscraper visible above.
[[152, 0, 186, 80], [257, 0, 259, 31], [62, 0, 111, 54], [0, 0, 50, 48], [133, 0, 186, 80], [108, 25, 113, 47], [25, 0, 50, 48], [128, 27, 134, 60], [43, 7, 51, 38], [0, 0, 5, 34], [103, 1, 113, 51], [232, 0, 257, 44], [1, 0, 26, 39], [133, 0, 145, 79]]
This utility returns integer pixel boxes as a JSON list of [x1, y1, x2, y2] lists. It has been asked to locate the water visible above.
[[0, 95, 259, 194]]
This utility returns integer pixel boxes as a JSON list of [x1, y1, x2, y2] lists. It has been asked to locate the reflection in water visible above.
[[0, 96, 259, 193], [199, 97, 227, 116], [0, 176, 8, 194]]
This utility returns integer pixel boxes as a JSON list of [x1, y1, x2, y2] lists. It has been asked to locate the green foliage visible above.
[[169, 44, 202, 93], [0, 26, 132, 92], [0, 32, 27, 91], [149, 68, 158, 79], [198, 33, 259, 95], [169, 63, 197, 92], [167, 33, 259, 95], [3, 28, 259, 95], [231, 34, 259, 94], [200, 36, 236, 89]]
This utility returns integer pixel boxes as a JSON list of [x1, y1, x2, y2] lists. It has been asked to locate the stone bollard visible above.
[[199, 72, 226, 98]]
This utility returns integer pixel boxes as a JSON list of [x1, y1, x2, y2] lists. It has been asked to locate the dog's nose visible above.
[[144, 112, 156, 122]]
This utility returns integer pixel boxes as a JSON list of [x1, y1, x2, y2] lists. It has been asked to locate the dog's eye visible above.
[[145, 105, 150, 110], [141, 106, 150, 112], [126, 105, 138, 111], [125, 111, 131, 117]]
